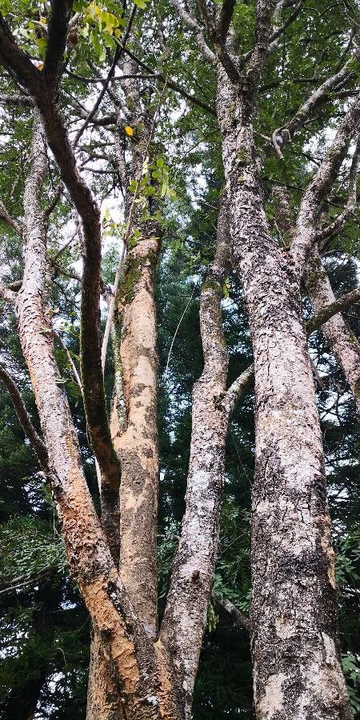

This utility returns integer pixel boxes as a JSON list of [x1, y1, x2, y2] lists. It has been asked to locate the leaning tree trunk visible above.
[[217, 69, 352, 719], [17, 112, 179, 720]]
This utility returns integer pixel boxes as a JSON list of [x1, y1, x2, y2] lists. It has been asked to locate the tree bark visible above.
[[86, 630, 124, 720], [216, 67, 352, 719], [114, 231, 161, 633], [160, 200, 236, 717], [87, 63, 163, 717], [16, 113, 179, 720], [306, 246, 360, 414]]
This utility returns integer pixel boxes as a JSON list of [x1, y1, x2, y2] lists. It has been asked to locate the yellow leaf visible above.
[[124, 126, 134, 137]]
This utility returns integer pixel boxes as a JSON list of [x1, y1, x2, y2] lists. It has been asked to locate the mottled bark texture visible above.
[[16, 114, 178, 720], [86, 631, 124, 720], [114, 61, 161, 633], [306, 247, 360, 415], [216, 64, 352, 718], [114, 232, 160, 632], [86, 59, 163, 717], [160, 200, 236, 717]]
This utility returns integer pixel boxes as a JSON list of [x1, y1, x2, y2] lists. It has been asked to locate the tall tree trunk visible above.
[[160, 200, 251, 717], [114, 231, 160, 633], [18, 112, 180, 720], [217, 70, 352, 719]]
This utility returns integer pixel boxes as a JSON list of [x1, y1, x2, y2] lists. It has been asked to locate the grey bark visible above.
[[306, 247, 360, 414], [216, 64, 352, 719], [160, 199, 252, 717]]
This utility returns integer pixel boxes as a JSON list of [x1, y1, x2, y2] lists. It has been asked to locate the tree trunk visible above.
[[17, 113, 180, 720], [86, 630, 124, 720], [114, 232, 161, 634], [217, 69, 352, 719], [160, 200, 234, 717]]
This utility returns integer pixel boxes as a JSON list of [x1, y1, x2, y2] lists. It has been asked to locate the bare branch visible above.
[[270, 61, 354, 153], [0, 199, 24, 235], [0, 93, 33, 106], [101, 242, 126, 373], [316, 136, 360, 242], [0, 566, 58, 595], [44, 183, 63, 220], [222, 364, 254, 415], [214, 593, 251, 632], [0, 363, 49, 472], [169, 0, 216, 63], [306, 285, 360, 334], [123, 47, 216, 116], [291, 91, 360, 276], [268, 0, 303, 54], [305, 246, 360, 413]]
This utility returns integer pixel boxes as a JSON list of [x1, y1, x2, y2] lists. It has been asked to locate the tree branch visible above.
[[245, 0, 272, 88], [316, 135, 360, 242], [74, 6, 137, 146], [214, 593, 251, 632], [305, 246, 360, 413], [169, 0, 216, 63], [43, 0, 72, 93], [0, 93, 34, 106], [0, 363, 49, 472], [268, 0, 303, 54], [0, 199, 24, 235], [291, 91, 360, 276], [221, 279, 360, 414], [0, 17, 121, 501], [269, 60, 354, 155], [217, 0, 236, 42], [123, 47, 216, 116], [222, 364, 254, 415], [306, 284, 360, 334]]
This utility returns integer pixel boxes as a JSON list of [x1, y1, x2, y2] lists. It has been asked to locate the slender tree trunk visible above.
[[217, 69, 352, 719], [160, 200, 235, 717]]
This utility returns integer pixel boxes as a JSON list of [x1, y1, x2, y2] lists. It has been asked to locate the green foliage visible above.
[[0, 516, 65, 587]]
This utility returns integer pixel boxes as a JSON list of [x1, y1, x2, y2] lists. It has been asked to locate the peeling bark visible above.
[[110, 60, 162, 633], [114, 233, 160, 633], [16, 114, 174, 720]]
